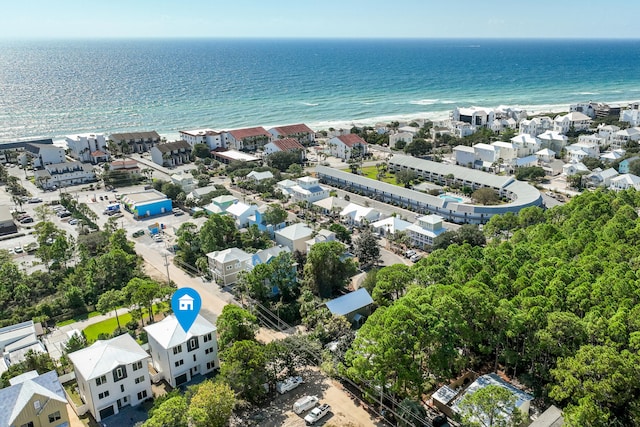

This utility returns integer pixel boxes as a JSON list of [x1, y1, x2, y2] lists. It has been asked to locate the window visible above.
[[20, 423, 34, 427], [206, 361, 216, 370], [120, 384, 125, 393], [99, 391, 110, 399], [203, 333, 212, 342], [135, 376, 145, 384], [113, 366, 128, 382], [48, 410, 61, 421], [226, 265, 233, 270], [174, 359, 184, 367], [187, 337, 199, 352], [33, 400, 41, 410], [132, 360, 143, 371], [96, 375, 107, 386], [193, 354, 197, 362], [173, 345, 182, 355], [205, 347, 214, 355], [137, 390, 148, 400]]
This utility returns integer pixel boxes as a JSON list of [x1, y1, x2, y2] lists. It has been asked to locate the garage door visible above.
[[99, 405, 115, 420], [175, 373, 188, 387]]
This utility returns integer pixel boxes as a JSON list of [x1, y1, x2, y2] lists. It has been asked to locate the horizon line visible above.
[[1, 36, 640, 42]]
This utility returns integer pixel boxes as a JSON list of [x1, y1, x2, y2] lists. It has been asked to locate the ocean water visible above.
[[1, 38, 640, 142]]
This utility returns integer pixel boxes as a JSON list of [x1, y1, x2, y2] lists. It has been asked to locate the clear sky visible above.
[[1, 0, 638, 39]]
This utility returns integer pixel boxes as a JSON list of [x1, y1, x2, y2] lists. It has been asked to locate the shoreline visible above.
[[10, 97, 640, 147]]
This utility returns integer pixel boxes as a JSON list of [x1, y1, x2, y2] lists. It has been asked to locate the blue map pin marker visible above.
[[171, 287, 202, 333]]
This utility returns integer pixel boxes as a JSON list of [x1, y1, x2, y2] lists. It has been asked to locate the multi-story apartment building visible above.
[[68, 334, 151, 422], [144, 314, 219, 388], [65, 133, 109, 163], [109, 131, 162, 154]]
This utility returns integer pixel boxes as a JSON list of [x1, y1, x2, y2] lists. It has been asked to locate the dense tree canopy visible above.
[[304, 241, 357, 298], [344, 189, 640, 424]]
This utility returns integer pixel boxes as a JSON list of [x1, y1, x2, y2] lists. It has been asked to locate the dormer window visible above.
[[187, 336, 199, 352]]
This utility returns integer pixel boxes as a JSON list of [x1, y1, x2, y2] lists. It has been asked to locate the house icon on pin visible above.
[[178, 294, 194, 311]]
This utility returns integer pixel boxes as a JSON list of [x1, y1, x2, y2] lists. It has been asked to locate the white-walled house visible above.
[[537, 130, 568, 153], [288, 176, 330, 206], [610, 173, 640, 191], [510, 134, 540, 157], [453, 145, 476, 167], [389, 131, 413, 148], [553, 112, 592, 134], [610, 128, 640, 150], [329, 134, 368, 160], [566, 141, 599, 161], [144, 314, 219, 388], [586, 168, 619, 188], [35, 161, 96, 189], [226, 202, 259, 228], [519, 116, 553, 136], [179, 129, 224, 150], [406, 215, 447, 249], [474, 143, 499, 164], [68, 334, 151, 422], [535, 148, 556, 163], [597, 124, 621, 140], [23, 143, 66, 167], [562, 161, 590, 176], [451, 107, 495, 127], [66, 133, 109, 163], [490, 141, 518, 164], [620, 102, 640, 126], [171, 172, 196, 192], [339, 203, 380, 226], [246, 170, 274, 182], [150, 140, 192, 167]]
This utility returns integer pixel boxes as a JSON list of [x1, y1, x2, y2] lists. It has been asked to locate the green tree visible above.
[[220, 340, 267, 403], [286, 163, 304, 177], [372, 264, 414, 307], [472, 187, 500, 205], [458, 384, 525, 427], [304, 241, 357, 298], [125, 278, 167, 325], [96, 289, 124, 330], [63, 332, 88, 353], [216, 305, 259, 349], [404, 138, 432, 157], [515, 166, 546, 182], [263, 203, 288, 225], [395, 169, 417, 187], [353, 229, 380, 267], [143, 395, 188, 427], [329, 223, 351, 244], [199, 214, 240, 253], [187, 380, 236, 427], [397, 398, 428, 427], [267, 151, 301, 171], [192, 143, 211, 159]]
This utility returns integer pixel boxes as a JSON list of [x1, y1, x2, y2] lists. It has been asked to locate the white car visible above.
[[69, 219, 79, 225], [153, 234, 163, 242], [304, 404, 331, 425]]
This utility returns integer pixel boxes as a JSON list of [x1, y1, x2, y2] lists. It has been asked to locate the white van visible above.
[[293, 395, 319, 414]]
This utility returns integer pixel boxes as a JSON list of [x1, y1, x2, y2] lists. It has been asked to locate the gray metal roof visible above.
[[326, 288, 373, 316], [389, 154, 514, 189], [0, 370, 66, 427]]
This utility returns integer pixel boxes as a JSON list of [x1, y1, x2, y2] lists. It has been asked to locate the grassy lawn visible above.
[[83, 303, 168, 342], [344, 166, 399, 186], [57, 311, 102, 327]]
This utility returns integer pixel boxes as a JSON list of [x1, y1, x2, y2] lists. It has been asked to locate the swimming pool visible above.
[[439, 194, 463, 203]]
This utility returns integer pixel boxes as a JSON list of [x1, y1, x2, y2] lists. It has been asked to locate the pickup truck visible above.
[[304, 404, 331, 425], [276, 376, 303, 394]]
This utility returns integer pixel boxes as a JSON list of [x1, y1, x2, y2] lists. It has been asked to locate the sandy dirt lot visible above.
[[232, 368, 389, 427]]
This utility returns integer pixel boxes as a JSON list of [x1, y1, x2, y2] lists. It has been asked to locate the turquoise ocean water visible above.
[[1, 38, 639, 142]]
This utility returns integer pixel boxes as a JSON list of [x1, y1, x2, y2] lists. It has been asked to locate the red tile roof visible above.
[[270, 123, 314, 136], [228, 126, 270, 140], [91, 150, 107, 157], [272, 138, 305, 152], [336, 134, 367, 147]]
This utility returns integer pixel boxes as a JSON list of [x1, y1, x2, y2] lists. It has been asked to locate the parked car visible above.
[[69, 218, 79, 225], [24, 242, 38, 253], [99, 195, 104, 201], [293, 395, 319, 415], [173, 208, 184, 216], [410, 254, 422, 263], [276, 376, 304, 394], [27, 197, 42, 203], [57, 211, 71, 218], [405, 250, 416, 258], [20, 217, 34, 224], [304, 404, 331, 425], [153, 234, 163, 242], [132, 230, 145, 238], [13, 246, 23, 254]]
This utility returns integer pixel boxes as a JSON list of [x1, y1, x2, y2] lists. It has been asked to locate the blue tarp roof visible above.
[[326, 288, 373, 316]]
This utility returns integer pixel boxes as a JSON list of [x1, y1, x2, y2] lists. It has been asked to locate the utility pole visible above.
[[163, 252, 171, 283]]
